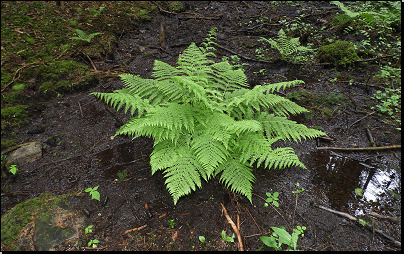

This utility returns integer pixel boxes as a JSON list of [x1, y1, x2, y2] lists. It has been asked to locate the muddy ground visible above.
[[1, 1, 401, 251]]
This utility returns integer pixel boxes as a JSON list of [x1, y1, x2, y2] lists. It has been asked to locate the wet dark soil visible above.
[[1, 1, 401, 251]]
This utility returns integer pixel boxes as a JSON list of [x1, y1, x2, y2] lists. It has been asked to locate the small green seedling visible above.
[[84, 225, 94, 235], [358, 219, 366, 226], [88, 239, 100, 248], [199, 236, 206, 243], [117, 170, 128, 182], [355, 188, 364, 197], [168, 219, 175, 229], [9, 164, 18, 175], [264, 192, 279, 207], [85, 186, 100, 201], [221, 230, 235, 243], [293, 183, 305, 194]]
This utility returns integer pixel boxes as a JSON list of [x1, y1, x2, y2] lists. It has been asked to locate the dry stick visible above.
[[354, 53, 399, 63], [312, 203, 401, 248], [369, 212, 401, 224], [78, 101, 84, 118], [347, 111, 375, 129], [124, 224, 147, 234], [365, 127, 376, 147], [317, 145, 401, 151], [244, 206, 262, 234], [252, 193, 291, 231], [220, 203, 244, 251], [84, 52, 97, 71]]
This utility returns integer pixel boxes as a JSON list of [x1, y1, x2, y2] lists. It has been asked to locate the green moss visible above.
[[1, 192, 77, 250], [329, 14, 353, 31], [316, 41, 360, 66], [1, 139, 18, 150], [168, 1, 185, 12], [2, 91, 22, 104], [1, 105, 29, 125]]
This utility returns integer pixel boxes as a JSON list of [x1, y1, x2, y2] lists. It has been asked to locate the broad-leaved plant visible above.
[[91, 28, 325, 205]]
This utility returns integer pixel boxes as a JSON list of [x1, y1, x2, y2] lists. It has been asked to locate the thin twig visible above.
[[2, 49, 68, 92], [252, 193, 291, 231], [365, 127, 376, 147], [312, 203, 401, 248], [354, 54, 399, 63], [244, 206, 262, 234], [124, 224, 147, 234], [78, 101, 84, 118], [84, 52, 97, 71], [220, 203, 244, 251], [347, 111, 375, 129], [317, 145, 401, 151]]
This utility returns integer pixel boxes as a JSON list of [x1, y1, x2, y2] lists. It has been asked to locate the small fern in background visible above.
[[91, 28, 325, 205], [258, 29, 313, 63]]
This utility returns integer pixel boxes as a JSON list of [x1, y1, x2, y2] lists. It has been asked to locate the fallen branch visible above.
[[317, 145, 401, 151], [312, 203, 401, 248], [354, 54, 399, 63], [369, 212, 401, 224], [124, 224, 147, 234], [220, 203, 244, 251], [347, 111, 375, 129]]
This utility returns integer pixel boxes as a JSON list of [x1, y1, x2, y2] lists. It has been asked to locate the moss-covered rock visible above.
[[315, 41, 360, 66], [1, 192, 89, 251]]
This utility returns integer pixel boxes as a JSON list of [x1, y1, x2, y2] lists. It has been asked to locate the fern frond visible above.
[[90, 89, 152, 116], [209, 62, 249, 91], [163, 145, 203, 205], [177, 43, 214, 76], [119, 74, 168, 105], [152, 60, 185, 81], [235, 132, 280, 164], [277, 29, 297, 57], [226, 85, 309, 117], [251, 146, 306, 170], [191, 134, 230, 180], [262, 80, 305, 93], [150, 139, 179, 173], [217, 158, 255, 203], [256, 113, 326, 142], [114, 103, 196, 142]]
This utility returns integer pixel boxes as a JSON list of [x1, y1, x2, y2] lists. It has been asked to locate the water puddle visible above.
[[309, 150, 400, 216]]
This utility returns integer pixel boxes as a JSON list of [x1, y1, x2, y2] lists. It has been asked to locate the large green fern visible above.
[[90, 30, 325, 205]]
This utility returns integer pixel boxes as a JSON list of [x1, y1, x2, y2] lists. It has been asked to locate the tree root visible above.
[[221, 203, 244, 251], [312, 202, 401, 248]]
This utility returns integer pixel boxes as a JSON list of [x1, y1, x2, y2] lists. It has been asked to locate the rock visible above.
[[1, 192, 90, 251], [3, 142, 42, 172]]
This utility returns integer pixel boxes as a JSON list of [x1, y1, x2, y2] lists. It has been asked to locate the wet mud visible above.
[[1, 1, 401, 251]]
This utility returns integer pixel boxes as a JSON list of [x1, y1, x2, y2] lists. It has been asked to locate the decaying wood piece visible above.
[[220, 203, 244, 251], [317, 145, 401, 151], [124, 224, 147, 234], [312, 203, 401, 248]]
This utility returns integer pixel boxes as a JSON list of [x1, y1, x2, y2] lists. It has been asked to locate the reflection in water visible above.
[[311, 151, 400, 216]]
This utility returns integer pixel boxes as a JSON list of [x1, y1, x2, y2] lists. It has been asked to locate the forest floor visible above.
[[1, 1, 401, 251]]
